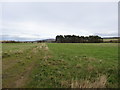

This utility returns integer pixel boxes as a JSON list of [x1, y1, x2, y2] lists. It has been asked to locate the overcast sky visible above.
[[1, 2, 118, 41]]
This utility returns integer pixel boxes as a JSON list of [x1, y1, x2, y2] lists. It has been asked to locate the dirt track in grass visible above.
[[2, 43, 49, 88]]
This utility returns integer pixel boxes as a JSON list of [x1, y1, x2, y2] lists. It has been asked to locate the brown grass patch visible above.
[[87, 64, 94, 72], [61, 75, 107, 88], [75, 64, 82, 68]]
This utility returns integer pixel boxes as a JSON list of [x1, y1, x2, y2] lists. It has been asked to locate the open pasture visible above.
[[2, 43, 118, 88]]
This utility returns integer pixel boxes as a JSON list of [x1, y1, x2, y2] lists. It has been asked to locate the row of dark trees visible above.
[[56, 35, 103, 43], [1, 40, 35, 43], [1, 40, 22, 43]]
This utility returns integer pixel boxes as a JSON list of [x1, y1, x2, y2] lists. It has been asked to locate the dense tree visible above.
[[56, 35, 64, 43], [55, 35, 103, 43]]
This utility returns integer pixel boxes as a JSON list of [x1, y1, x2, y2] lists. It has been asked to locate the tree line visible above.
[[56, 35, 103, 43]]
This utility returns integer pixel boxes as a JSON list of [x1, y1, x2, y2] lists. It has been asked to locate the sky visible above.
[[0, 2, 118, 41]]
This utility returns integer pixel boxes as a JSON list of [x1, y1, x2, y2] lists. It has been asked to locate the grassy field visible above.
[[2, 43, 118, 88], [103, 38, 118, 42]]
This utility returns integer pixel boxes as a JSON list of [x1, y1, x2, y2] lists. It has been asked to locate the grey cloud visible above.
[[1, 2, 118, 41]]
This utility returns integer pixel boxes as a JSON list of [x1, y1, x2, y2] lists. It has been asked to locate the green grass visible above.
[[2, 43, 118, 88], [103, 38, 118, 42]]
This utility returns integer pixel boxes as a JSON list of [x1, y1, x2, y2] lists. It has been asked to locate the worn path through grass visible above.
[[2, 43, 48, 88]]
